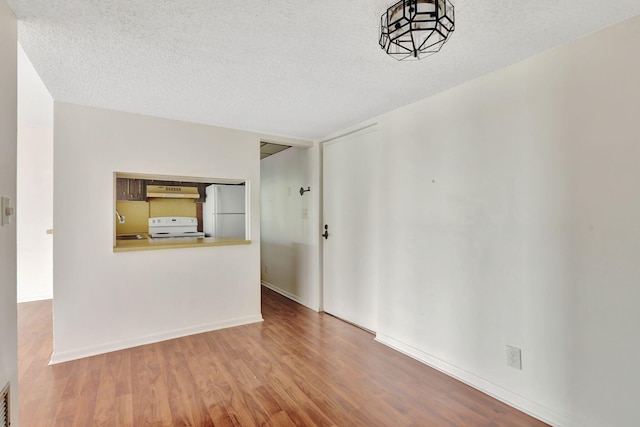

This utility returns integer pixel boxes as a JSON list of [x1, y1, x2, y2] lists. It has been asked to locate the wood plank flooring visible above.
[[18, 287, 549, 426]]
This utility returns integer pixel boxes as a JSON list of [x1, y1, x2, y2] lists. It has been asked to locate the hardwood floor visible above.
[[18, 287, 548, 426]]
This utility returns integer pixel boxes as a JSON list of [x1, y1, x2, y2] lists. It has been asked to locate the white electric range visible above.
[[148, 217, 205, 239]]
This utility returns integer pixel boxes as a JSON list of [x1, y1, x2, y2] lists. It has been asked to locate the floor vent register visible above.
[[0, 383, 9, 427]]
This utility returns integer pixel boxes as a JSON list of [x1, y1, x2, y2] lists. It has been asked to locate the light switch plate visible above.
[[1, 197, 13, 226]]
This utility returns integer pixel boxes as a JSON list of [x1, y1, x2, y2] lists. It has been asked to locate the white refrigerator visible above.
[[203, 184, 246, 238]]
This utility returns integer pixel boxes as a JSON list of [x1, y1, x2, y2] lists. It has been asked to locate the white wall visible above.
[[261, 145, 321, 310], [0, 0, 18, 424], [321, 15, 640, 427], [51, 102, 308, 363], [17, 43, 54, 302]]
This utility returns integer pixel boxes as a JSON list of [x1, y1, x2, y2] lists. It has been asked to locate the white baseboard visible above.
[[375, 333, 583, 427], [49, 314, 264, 365], [261, 281, 319, 312]]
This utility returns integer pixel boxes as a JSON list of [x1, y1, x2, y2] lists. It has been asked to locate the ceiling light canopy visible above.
[[380, 0, 455, 60]]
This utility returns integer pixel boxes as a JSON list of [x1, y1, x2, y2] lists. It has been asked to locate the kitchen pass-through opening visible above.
[[114, 172, 250, 247]]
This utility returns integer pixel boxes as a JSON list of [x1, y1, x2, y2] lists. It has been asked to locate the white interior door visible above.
[[322, 127, 378, 332]]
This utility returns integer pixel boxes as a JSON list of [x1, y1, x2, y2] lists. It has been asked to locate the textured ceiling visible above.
[[8, 0, 640, 140]]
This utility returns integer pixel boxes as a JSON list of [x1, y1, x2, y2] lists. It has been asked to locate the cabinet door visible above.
[[116, 178, 146, 201]]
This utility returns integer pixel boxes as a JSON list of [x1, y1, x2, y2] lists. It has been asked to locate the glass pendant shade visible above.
[[380, 0, 455, 60]]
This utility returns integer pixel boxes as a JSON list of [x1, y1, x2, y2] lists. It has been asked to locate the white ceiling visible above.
[[8, 0, 640, 141]]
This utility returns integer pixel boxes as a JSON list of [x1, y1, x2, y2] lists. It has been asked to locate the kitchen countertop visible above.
[[114, 234, 251, 252]]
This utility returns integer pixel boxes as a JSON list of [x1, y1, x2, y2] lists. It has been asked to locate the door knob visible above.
[[322, 224, 329, 240]]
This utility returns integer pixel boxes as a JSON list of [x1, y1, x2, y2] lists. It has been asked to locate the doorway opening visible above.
[[16, 43, 54, 304], [259, 141, 321, 311]]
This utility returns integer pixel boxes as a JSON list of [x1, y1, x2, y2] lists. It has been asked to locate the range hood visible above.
[[146, 185, 200, 199]]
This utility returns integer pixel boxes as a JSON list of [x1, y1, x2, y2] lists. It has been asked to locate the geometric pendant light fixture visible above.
[[379, 0, 455, 60]]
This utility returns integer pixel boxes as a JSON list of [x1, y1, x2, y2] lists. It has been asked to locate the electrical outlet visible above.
[[506, 345, 522, 370]]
